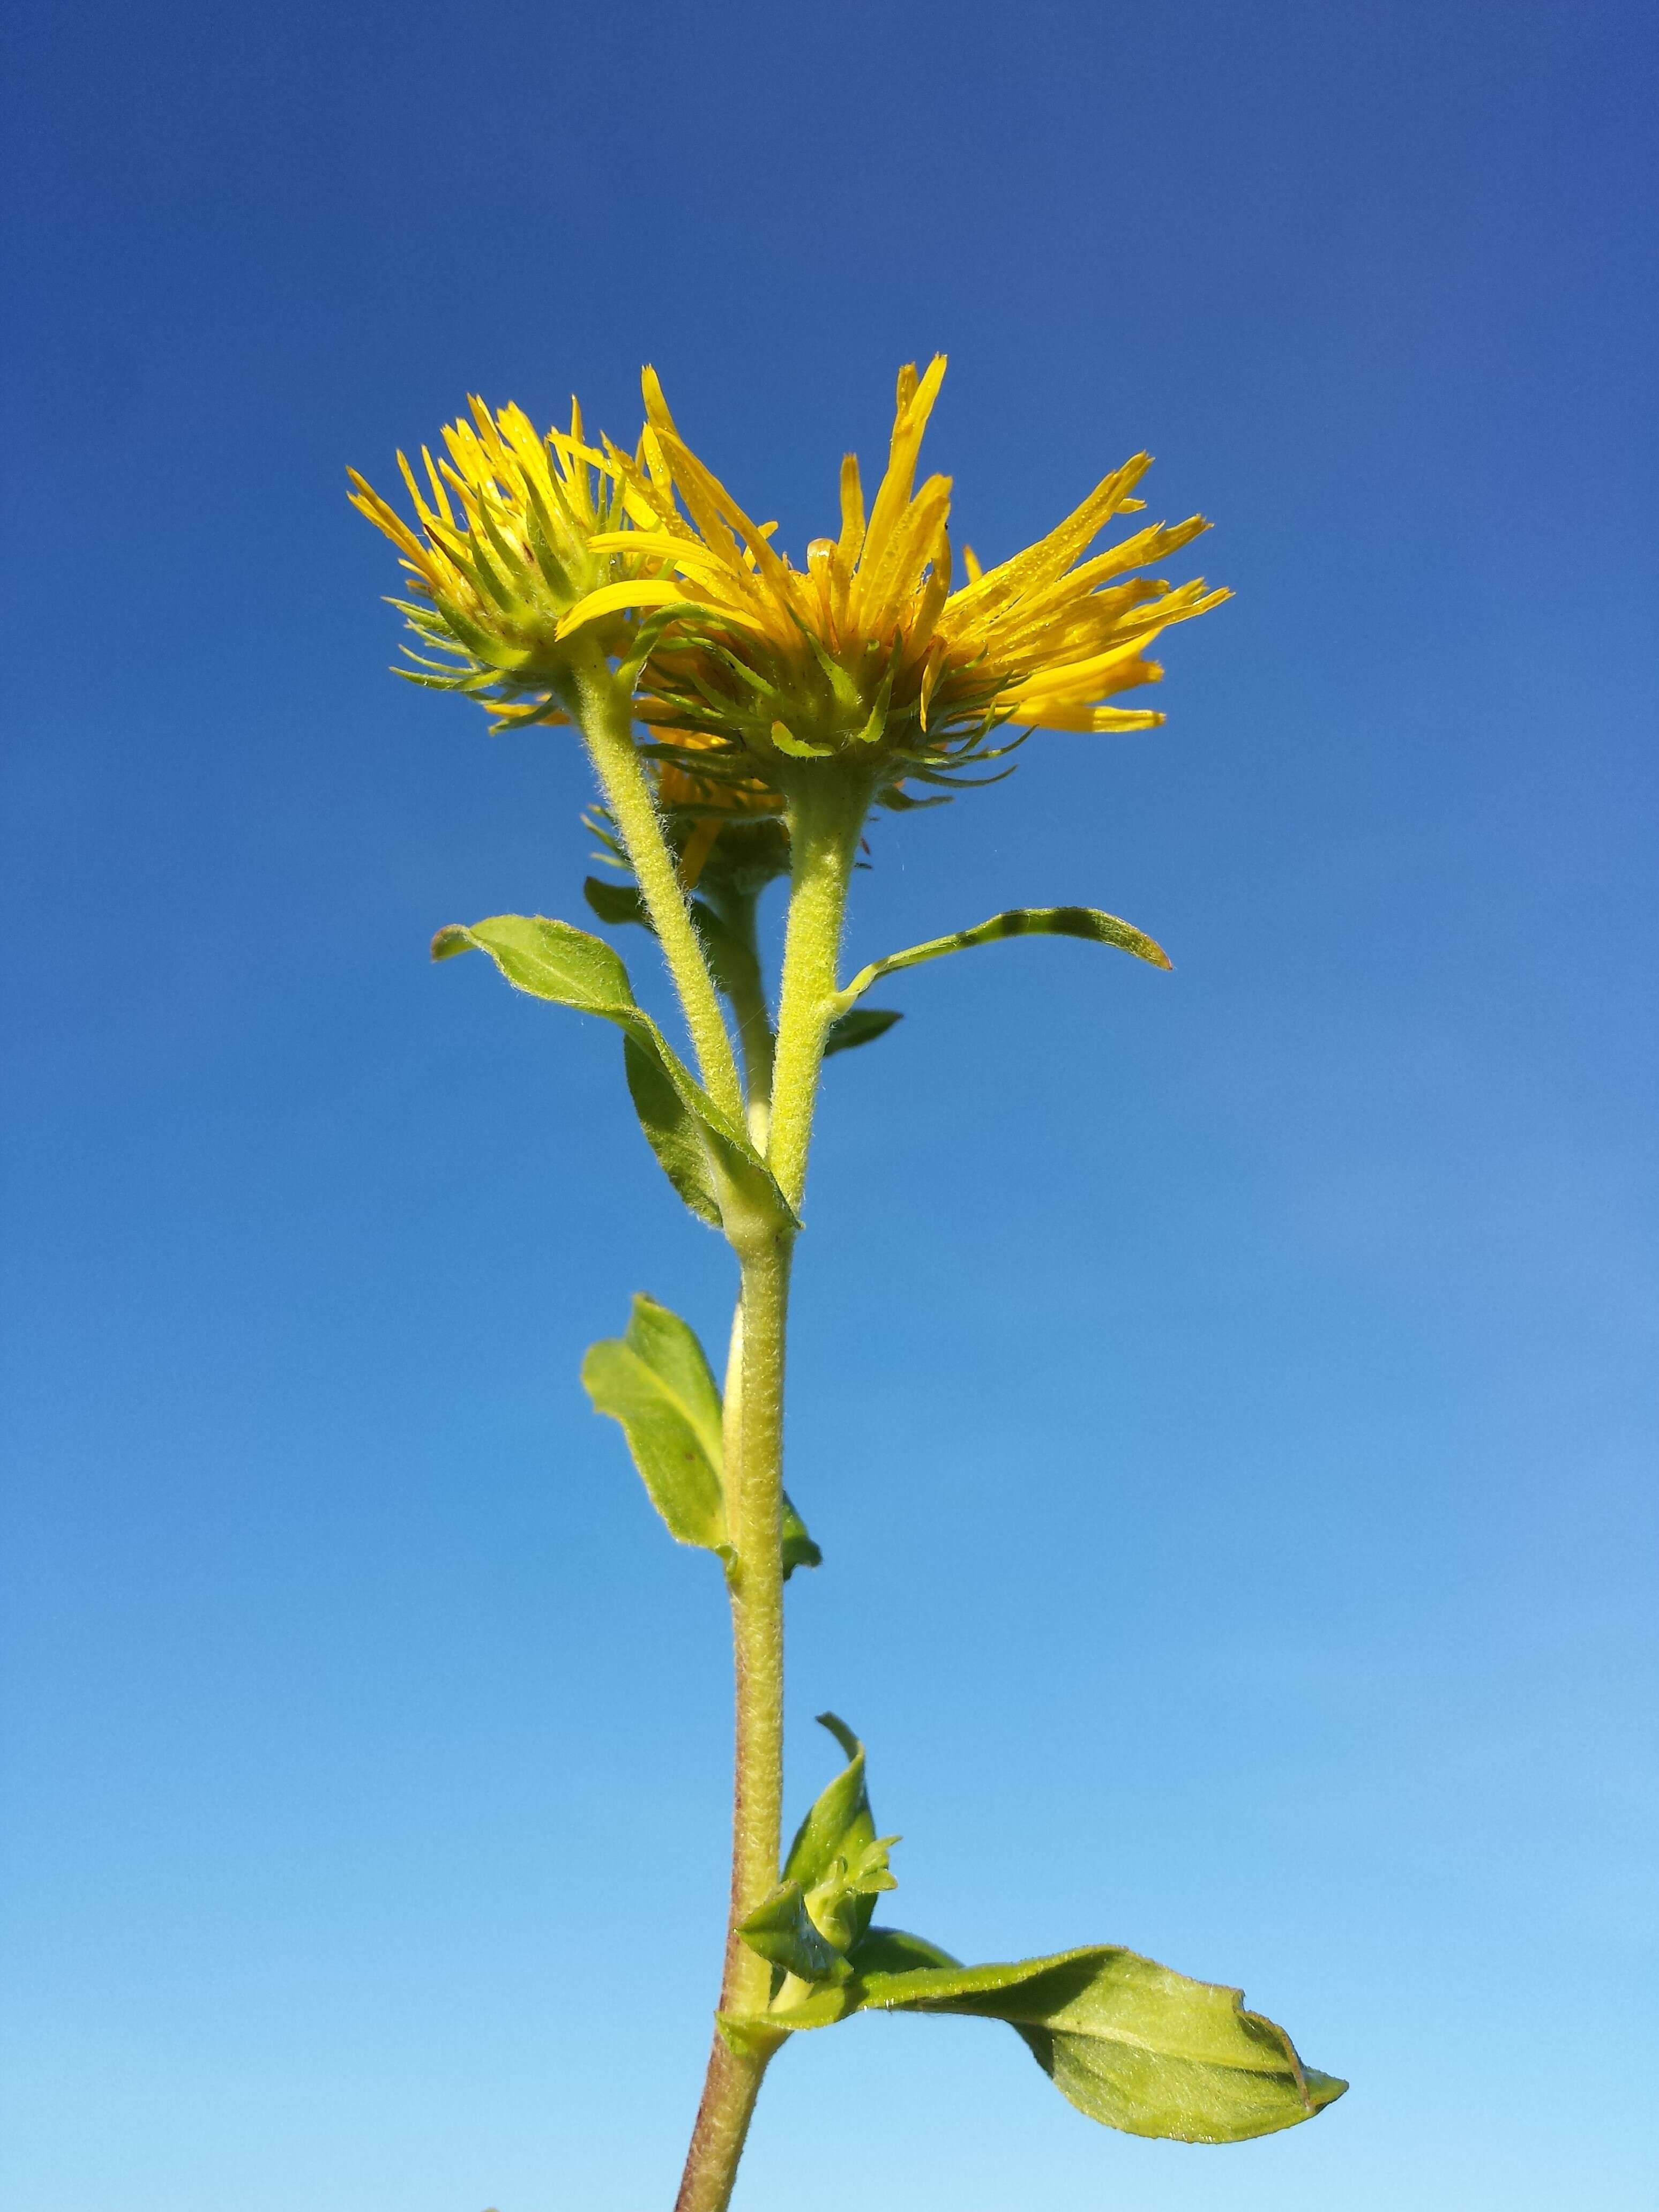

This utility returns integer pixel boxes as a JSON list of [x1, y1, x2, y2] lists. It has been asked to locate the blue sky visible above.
[[3, 2, 1655, 2207]]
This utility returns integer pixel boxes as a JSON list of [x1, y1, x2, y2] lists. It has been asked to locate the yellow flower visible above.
[[348, 397, 687, 729], [579, 357, 1228, 790]]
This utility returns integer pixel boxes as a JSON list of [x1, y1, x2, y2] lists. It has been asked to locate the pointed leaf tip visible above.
[[816, 1712, 861, 1762]]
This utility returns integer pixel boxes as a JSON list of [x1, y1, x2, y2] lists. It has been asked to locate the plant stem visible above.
[[675, 1231, 790, 2212], [569, 651, 746, 1129], [724, 1233, 790, 1978], [673, 767, 874, 2212], [701, 880, 776, 1150], [767, 765, 875, 1214], [672, 2036, 769, 2212]]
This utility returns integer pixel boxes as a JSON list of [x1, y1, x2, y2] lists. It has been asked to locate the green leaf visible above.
[[582, 875, 649, 929], [823, 1006, 902, 1057], [432, 914, 796, 1234], [835, 904, 1172, 1015], [580, 1294, 821, 1580], [760, 1939, 1347, 2144], [581, 1295, 725, 1551], [736, 1879, 851, 1985], [781, 1715, 891, 1953], [782, 1715, 872, 1894], [781, 1494, 823, 1576], [621, 1032, 724, 1227]]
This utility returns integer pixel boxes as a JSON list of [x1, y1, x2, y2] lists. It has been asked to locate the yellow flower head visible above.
[[348, 397, 691, 729], [587, 358, 1228, 795]]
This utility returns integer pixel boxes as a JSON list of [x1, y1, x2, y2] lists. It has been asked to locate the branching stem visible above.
[[570, 651, 746, 1127], [672, 762, 873, 2212]]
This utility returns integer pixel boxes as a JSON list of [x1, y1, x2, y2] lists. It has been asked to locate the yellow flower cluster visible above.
[[352, 360, 1226, 841]]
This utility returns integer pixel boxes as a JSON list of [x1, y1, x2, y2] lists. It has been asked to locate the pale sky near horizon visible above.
[[3, 3, 1656, 2207]]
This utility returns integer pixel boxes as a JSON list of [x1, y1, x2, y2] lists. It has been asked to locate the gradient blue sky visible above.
[[3, 3, 1656, 2207]]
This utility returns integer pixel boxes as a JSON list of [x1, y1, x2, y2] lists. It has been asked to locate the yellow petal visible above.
[[1007, 641, 1163, 698], [555, 578, 691, 639], [586, 529, 744, 582], [676, 817, 722, 890], [654, 425, 794, 600], [946, 454, 1153, 621], [837, 452, 866, 566], [346, 472, 430, 566], [640, 365, 678, 443], [860, 355, 948, 584], [854, 472, 953, 634]]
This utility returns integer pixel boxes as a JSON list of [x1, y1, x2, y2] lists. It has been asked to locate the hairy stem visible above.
[[570, 652, 746, 1127], [672, 2035, 770, 2212], [725, 1234, 790, 1974], [675, 1232, 791, 2212], [766, 766, 875, 1213], [674, 771, 872, 2211], [702, 879, 776, 1150]]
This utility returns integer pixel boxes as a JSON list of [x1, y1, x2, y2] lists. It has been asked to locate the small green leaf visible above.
[[737, 1879, 850, 1985], [582, 875, 650, 929], [433, 914, 796, 1235], [781, 1715, 887, 1953], [781, 1495, 823, 1576], [765, 1939, 1347, 2144], [824, 1007, 902, 1057], [580, 1294, 821, 1580], [783, 1715, 872, 1890], [581, 1295, 725, 1551], [835, 904, 1172, 1017]]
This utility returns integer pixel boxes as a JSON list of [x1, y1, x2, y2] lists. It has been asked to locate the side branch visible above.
[[571, 651, 746, 1126]]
